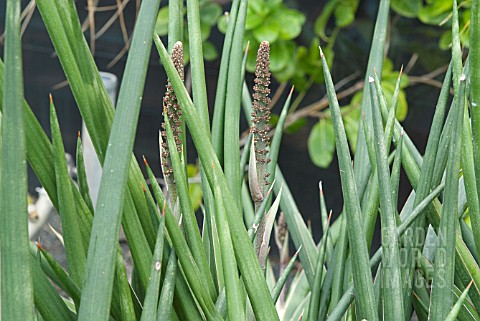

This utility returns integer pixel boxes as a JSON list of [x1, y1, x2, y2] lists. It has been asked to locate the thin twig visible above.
[[20, 1, 36, 37], [87, 0, 96, 54], [269, 82, 287, 110], [95, 0, 130, 39], [116, 0, 130, 51], [404, 53, 418, 74]]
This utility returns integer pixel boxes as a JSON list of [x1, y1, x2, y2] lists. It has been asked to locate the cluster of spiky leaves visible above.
[[251, 41, 272, 192], [160, 42, 184, 177], [5, 0, 480, 321]]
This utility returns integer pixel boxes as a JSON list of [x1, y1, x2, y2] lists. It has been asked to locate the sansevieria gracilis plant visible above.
[[3, 0, 480, 320]]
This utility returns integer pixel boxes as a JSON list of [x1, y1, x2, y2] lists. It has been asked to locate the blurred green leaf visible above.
[[334, 0, 359, 27], [418, 0, 452, 25], [203, 41, 218, 61], [440, 30, 453, 50], [217, 13, 229, 33], [314, 0, 338, 40], [308, 118, 335, 168], [391, 0, 422, 18], [246, 9, 264, 30], [381, 82, 408, 121], [344, 107, 360, 153], [155, 7, 170, 36], [285, 117, 307, 134], [274, 7, 306, 40], [200, 23, 211, 41], [200, 3, 222, 26], [270, 40, 296, 72], [253, 18, 280, 43], [265, 0, 282, 10], [249, 0, 270, 16]]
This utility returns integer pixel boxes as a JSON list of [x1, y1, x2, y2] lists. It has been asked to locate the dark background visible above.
[[0, 0, 451, 246]]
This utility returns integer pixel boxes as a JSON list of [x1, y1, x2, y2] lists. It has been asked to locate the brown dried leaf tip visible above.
[[250, 41, 271, 191], [161, 42, 184, 177]]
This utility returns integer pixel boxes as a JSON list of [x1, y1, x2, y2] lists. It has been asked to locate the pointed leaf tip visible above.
[[35, 239, 44, 251], [289, 86, 295, 96], [143, 155, 148, 166], [295, 245, 303, 255], [319, 46, 324, 58], [327, 210, 333, 223], [161, 201, 166, 216], [467, 279, 474, 289], [77, 130, 81, 138], [49, 93, 53, 103]]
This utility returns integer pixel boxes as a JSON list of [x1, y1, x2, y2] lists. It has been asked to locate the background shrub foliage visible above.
[[3, 0, 480, 321]]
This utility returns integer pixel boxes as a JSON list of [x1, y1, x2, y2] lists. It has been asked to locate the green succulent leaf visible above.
[[418, 0, 452, 25], [200, 2, 222, 26], [274, 7, 306, 40], [203, 41, 218, 61], [269, 40, 296, 72], [155, 7, 170, 36], [391, 0, 422, 18], [308, 118, 335, 168], [253, 18, 281, 43], [246, 7, 265, 30], [217, 13, 229, 33], [344, 107, 360, 153], [333, 0, 359, 27]]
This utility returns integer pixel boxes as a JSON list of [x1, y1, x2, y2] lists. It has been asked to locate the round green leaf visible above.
[[246, 8, 265, 30], [203, 41, 218, 61], [439, 30, 452, 50], [308, 119, 335, 168], [391, 0, 422, 18], [343, 107, 360, 153], [270, 40, 295, 72], [200, 3, 223, 26], [334, 1, 357, 27], [217, 13, 229, 33], [200, 23, 212, 41], [382, 82, 408, 121], [249, 0, 270, 16], [253, 18, 280, 43], [276, 8, 306, 40], [155, 7, 170, 36], [418, 0, 451, 25]]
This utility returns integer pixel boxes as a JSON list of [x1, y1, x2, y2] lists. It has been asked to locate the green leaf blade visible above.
[[308, 118, 335, 168], [0, 0, 35, 319], [50, 97, 87, 288], [430, 77, 466, 319], [155, 36, 279, 321], [369, 79, 405, 321], [77, 0, 161, 319], [320, 47, 378, 321]]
